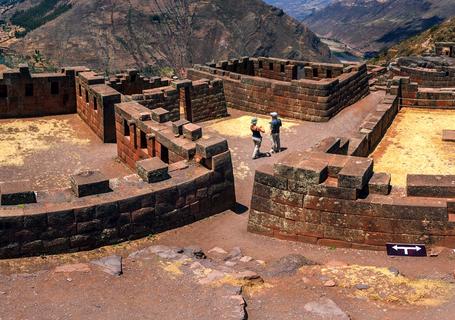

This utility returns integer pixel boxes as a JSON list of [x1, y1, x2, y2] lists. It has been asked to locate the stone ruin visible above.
[[0, 55, 454, 258], [187, 57, 370, 122], [247, 63, 455, 249], [0, 65, 234, 258]]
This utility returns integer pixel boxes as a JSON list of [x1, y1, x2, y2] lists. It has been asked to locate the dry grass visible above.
[[318, 265, 454, 306], [371, 108, 455, 186], [0, 118, 89, 167]]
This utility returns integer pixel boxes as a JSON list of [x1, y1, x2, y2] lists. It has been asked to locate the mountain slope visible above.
[[304, 0, 455, 56], [263, 0, 333, 20], [371, 18, 455, 64], [7, 0, 334, 72]]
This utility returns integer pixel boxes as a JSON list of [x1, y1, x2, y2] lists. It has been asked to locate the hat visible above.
[[270, 112, 278, 117], [251, 117, 258, 124]]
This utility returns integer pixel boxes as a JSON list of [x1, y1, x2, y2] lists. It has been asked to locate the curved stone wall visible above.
[[0, 155, 235, 259]]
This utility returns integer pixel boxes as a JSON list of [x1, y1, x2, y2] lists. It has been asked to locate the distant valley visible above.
[[267, 0, 455, 58], [263, 0, 333, 20]]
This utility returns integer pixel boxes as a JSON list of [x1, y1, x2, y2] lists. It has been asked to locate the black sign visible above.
[[386, 243, 427, 257]]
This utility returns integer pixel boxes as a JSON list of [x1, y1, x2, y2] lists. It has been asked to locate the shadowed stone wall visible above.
[[188, 57, 369, 122], [0, 65, 85, 118]]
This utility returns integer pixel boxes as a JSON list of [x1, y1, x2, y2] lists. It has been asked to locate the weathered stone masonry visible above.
[[0, 65, 84, 118], [247, 90, 455, 250], [0, 104, 235, 259], [187, 57, 369, 122], [0, 66, 234, 259], [77, 70, 228, 143]]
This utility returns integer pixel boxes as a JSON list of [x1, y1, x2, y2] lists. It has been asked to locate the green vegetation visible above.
[[370, 18, 455, 65], [11, 0, 72, 33]]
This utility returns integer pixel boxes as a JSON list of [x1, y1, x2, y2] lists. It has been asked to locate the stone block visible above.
[[274, 156, 328, 184], [183, 123, 203, 141], [442, 130, 455, 142], [369, 172, 391, 195], [407, 175, 455, 198], [172, 79, 192, 89], [136, 158, 170, 183], [70, 170, 111, 198], [338, 158, 373, 189], [151, 108, 170, 123], [0, 180, 36, 205], [196, 136, 228, 159], [308, 178, 358, 200], [172, 119, 190, 136]]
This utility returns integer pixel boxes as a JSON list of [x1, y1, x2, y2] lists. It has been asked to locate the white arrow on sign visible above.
[[392, 245, 422, 255]]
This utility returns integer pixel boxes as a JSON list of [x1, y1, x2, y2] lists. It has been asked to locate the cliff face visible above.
[[6, 0, 334, 72], [303, 0, 455, 56]]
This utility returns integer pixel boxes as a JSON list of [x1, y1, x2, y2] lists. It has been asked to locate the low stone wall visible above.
[[389, 62, 455, 88], [0, 150, 235, 259], [247, 90, 455, 250], [209, 57, 346, 82], [188, 59, 369, 122], [248, 150, 455, 250], [389, 76, 455, 110], [0, 65, 84, 118]]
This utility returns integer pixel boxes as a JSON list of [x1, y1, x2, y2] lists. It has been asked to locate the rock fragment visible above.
[[91, 255, 123, 276], [304, 298, 350, 320]]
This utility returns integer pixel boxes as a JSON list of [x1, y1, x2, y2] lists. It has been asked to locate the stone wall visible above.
[[0, 156, 235, 258], [0, 65, 84, 118], [245, 92, 455, 250], [189, 79, 228, 123], [188, 58, 369, 122], [389, 76, 455, 110], [248, 149, 455, 250], [76, 70, 228, 143], [106, 70, 171, 95], [76, 71, 122, 143], [435, 42, 455, 57], [127, 78, 228, 124], [389, 61, 455, 88], [208, 57, 346, 82]]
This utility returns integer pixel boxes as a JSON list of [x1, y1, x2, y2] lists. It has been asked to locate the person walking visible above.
[[269, 112, 282, 153], [251, 117, 265, 159]]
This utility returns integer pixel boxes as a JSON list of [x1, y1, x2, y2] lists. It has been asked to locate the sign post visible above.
[[386, 243, 427, 257]]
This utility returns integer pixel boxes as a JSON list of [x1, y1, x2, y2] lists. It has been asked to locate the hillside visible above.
[[263, 0, 333, 20], [3, 0, 334, 73], [303, 0, 455, 57], [371, 18, 455, 64]]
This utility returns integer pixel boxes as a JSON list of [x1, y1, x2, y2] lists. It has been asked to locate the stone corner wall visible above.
[[0, 65, 82, 119], [247, 90, 455, 251], [187, 59, 369, 122]]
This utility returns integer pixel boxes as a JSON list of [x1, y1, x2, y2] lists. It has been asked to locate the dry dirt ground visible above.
[[2, 93, 455, 320], [0, 115, 131, 190], [372, 108, 455, 186]]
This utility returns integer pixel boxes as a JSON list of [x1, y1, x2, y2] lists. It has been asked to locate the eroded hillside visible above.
[[6, 0, 334, 72]]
